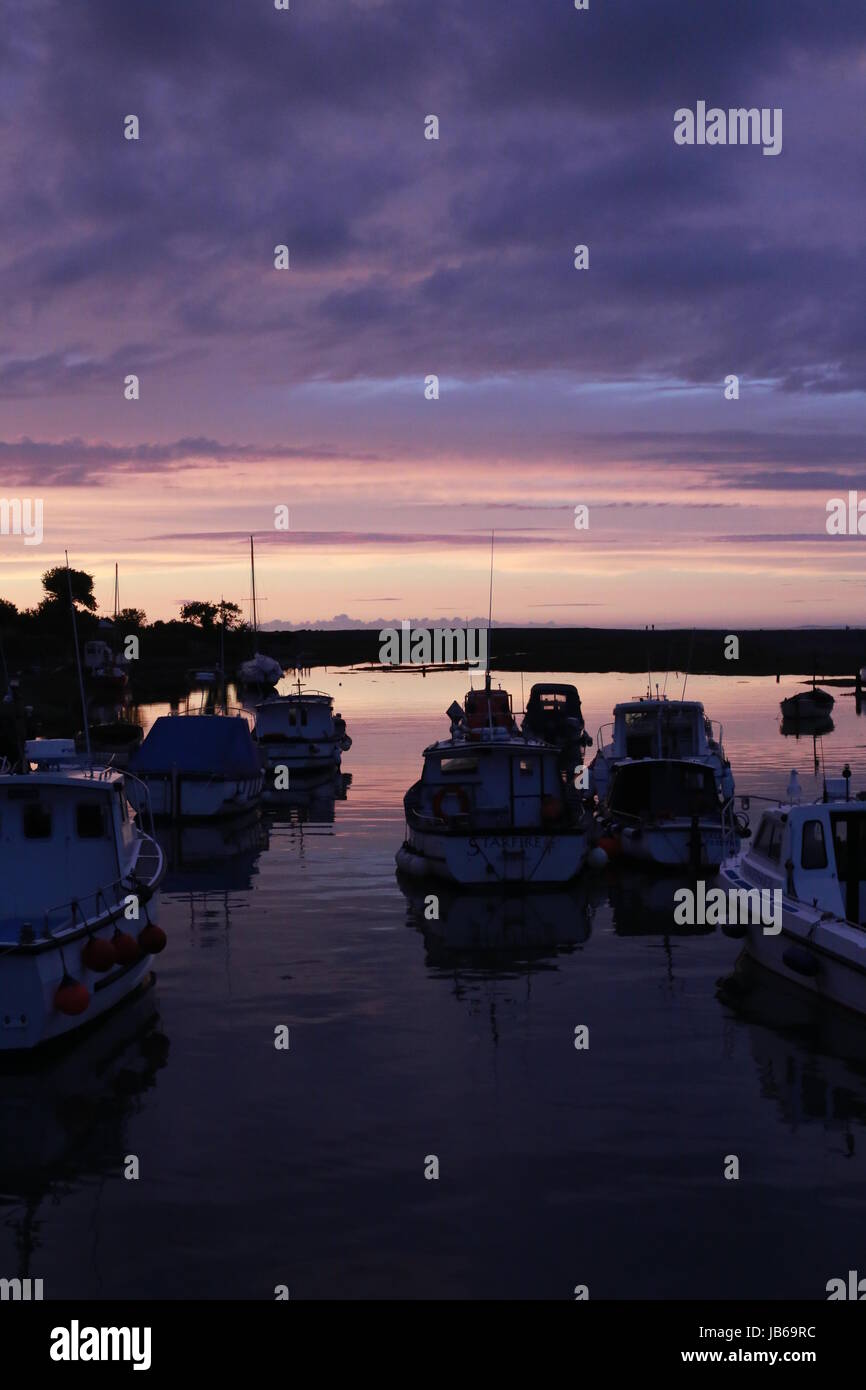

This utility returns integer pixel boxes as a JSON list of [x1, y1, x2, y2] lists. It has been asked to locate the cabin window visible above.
[[22, 804, 52, 839], [518, 760, 534, 776], [77, 803, 107, 839], [754, 816, 782, 862], [801, 819, 828, 870], [300, 709, 308, 726], [439, 757, 478, 775]]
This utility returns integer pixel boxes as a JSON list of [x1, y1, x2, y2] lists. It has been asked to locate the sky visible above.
[[0, 0, 864, 628]]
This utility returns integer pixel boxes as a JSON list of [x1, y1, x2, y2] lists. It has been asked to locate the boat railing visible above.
[[40, 865, 153, 943], [595, 723, 614, 755]]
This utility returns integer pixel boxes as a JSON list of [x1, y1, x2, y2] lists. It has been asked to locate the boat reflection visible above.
[[718, 954, 866, 1144], [158, 807, 269, 894], [606, 866, 716, 936], [398, 874, 599, 972], [264, 769, 352, 827], [0, 982, 169, 1280]]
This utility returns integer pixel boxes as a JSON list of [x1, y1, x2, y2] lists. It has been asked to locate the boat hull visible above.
[[130, 774, 264, 819], [614, 818, 733, 869], [0, 898, 161, 1052], [719, 863, 866, 1016], [258, 738, 343, 773], [397, 827, 589, 885]]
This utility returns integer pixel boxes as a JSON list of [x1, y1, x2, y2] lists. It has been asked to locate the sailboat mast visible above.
[[486, 531, 494, 693], [250, 535, 258, 634], [66, 551, 91, 762], [113, 562, 119, 623]]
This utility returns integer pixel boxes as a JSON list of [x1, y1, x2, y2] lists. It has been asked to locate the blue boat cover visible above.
[[130, 716, 261, 777]]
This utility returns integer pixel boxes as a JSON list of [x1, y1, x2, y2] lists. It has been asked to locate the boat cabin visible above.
[[409, 739, 568, 831], [255, 694, 337, 742], [745, 800, 866, 925], [462, 688, 518, 736], [604, 699, 717, 762], [0, 769, 136, 939], [607, 759, 720, 821], [523, 684, 585, 737]]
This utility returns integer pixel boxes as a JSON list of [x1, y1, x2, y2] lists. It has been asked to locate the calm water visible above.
[[4, 670, 866, 1300]]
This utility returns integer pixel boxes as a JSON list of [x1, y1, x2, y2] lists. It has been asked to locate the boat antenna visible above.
[[681, 628, 695, 701], [485, 530, 494, 693], [113, 561, 119, 623], [646, 625, 652, 699], [66, 551, 91, 762], [250, 535, 258, 634]]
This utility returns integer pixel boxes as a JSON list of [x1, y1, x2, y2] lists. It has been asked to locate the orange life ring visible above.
[[433, 786, 471, 821]]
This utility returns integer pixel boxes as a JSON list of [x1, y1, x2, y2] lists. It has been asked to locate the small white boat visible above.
[[600, 757, 739, 869], [128, 714, 264, 819], [238, 651, 283, 690], [719, 768, 866, 1016], [396, 683, 593, 885], [0, 744, 166, 1052], [254, 687, 351, 774], [83, 639, 128, 695], [590, 696, 733, 802]]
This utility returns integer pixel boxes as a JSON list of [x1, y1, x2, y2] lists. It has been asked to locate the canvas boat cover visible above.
[[130, 716, 261, 778]]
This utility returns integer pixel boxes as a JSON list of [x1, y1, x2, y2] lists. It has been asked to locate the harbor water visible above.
[[2, 671, 866, 1300]]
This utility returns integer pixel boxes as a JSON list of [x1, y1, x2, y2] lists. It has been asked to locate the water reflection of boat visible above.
[[718, 954, 866, 1139], [606, 866, 716, 936], [0, 982, 169, 1282], [263, 770, 351, 825], [780, 714, 834, 739], [398, 874, 596, 968], [159, 808, 269, 893]]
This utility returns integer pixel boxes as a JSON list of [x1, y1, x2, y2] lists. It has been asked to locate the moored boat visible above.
[[0, 743, 166, 1052], [396, 681, 593, 886], [128, 714, 264, 819], [779, 687, 835, 721], [253, 686, 351, 775], [600, 757, 739, 870], [590, 696, 733, 802], [718, 767, 866, 1015], [521, 683, 592, 768]]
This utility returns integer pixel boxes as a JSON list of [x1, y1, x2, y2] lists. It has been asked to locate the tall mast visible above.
[[485, 530, 494, 692], [66, 551, 91, 762], [113, 562, 119, 623], [250, 535, 258, 634]]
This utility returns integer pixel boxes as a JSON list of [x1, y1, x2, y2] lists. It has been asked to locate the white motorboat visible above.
[[128, 714, 264, 819], [590, 696, 737, 868], [396, 683, 593, 885], [253, 687, 351, 775], [600, 757, 739, 869], [0, 743, 166, 1052], [83, 638, 128, 695], [719, 767, 866, 1015], [590, 696, 733, 802]]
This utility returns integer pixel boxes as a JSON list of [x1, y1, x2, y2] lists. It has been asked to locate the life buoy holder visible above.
[[433, 786, 471, 821]]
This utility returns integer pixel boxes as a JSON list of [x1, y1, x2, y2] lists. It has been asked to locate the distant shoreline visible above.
[[263, 627, 866, 679]]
